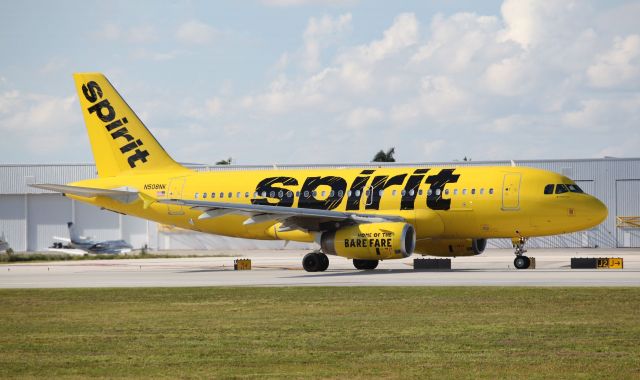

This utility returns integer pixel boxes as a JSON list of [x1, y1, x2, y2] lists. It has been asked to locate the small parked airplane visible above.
[[52, 222, 132, 254], [32, 73, 607, 271]]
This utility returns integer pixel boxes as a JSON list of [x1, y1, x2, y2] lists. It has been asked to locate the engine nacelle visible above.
[[415, 238, 487, 257], [321, 222, 416, 260]]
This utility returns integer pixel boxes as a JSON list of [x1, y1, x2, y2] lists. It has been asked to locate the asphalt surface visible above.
[[1, 249, 639, 288]]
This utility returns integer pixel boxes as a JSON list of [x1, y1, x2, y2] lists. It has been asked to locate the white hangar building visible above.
[[0, 158, 638, 252]]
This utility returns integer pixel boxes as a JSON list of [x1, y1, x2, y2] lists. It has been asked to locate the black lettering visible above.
[[401, 169, 429, 210], [425, 169, 460, 210], [299, 176, 347, 210], [82, 81, 102, 103], [120, 139, 143, 154], [87, 99, 116, 122], [111, 127, 135, 142], [251, 177, 298, 207], [387, 238, 392, 247], [346, 170, 374, 210], [366, 173, 407, 210], [105, 117, 129, 132], [127, 149, 149, 168], [344, 239, 349, 248]]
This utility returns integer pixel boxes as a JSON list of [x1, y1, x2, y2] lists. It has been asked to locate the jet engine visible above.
[[321, 222, 416, 260], [415, 238, 487, 257]]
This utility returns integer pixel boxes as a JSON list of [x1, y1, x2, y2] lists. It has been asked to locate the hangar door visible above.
[[616, 180, 640, 247], [27, 194, 72, 251], [0, 195, 26, 252]]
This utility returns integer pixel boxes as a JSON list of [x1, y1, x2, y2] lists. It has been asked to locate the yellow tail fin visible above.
[[73, 73, 188, 177]]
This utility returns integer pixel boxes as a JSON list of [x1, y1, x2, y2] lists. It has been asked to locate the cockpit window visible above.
[[555, 184, 569, 194], [544, 184, 554, 194], [567, 184, 584, 193]]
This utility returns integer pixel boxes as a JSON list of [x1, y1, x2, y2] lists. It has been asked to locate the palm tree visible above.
[[216, 157, 232, 165], [372, 148, 396, 162]]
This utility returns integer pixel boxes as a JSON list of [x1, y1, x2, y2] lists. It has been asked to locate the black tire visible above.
[[514, 256, 531, 270], [318, 253, 329, 272], [302, 252, 322, 272], [353, 259, 379, 270]]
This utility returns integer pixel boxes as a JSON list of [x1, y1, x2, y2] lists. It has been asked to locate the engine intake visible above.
[[321, 222, 415, 260]]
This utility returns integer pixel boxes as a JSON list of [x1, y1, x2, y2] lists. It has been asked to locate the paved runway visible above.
[[1, 249, 639, 288]]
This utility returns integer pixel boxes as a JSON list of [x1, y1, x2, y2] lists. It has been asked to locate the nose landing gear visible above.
[[512, 237, 531, 269]]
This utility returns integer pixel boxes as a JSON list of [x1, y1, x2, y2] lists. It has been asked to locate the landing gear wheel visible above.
[[514, 256, 531, 270], [302, 252, 329, 272], [353, 259, 379, 270], [318, 253, 329, 272]]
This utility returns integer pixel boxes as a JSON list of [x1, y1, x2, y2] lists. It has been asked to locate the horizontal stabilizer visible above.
[[30, 184, 139, 203]]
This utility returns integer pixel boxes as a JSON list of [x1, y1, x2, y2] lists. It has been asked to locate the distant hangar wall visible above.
[[0, 158, 638, 252]]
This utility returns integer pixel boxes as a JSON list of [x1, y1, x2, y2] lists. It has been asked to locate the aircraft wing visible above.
[[30, 184, 139, 203], [159, 199, 405, 231]]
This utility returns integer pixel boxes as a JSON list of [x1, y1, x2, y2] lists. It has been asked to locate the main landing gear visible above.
[[301, 253, 380, 272], [302, 252, 329, 272], [512, 237, 531, 269], [352, 259, 379, 270]]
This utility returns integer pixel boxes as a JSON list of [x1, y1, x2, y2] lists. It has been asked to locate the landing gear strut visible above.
[[512, 237, 531, 269], [302, 252, 329, 272]]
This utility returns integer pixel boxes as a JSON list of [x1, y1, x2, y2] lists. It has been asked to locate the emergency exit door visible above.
[[502, 173, 521, 210]]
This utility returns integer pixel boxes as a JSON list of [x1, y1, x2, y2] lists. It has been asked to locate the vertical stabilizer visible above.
[[73, 73, 189, 177]]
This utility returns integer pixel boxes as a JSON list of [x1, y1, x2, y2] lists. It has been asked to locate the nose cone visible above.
[[587, 197, 608, 226]]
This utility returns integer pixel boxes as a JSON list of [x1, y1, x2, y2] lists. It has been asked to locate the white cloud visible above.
[[499, 0, 592, 49], [562, 96, 640, 131], [0, 91, 81, 154], [482, 54, 531, 96], [391, 76, 470, 126], [411, 13, 510, 73], [344, 107, 383, 129], [354, 13, 418, 63], [587, 34, 640, 88], [302, 13, 352, 71], [177, 20, 216, 45]]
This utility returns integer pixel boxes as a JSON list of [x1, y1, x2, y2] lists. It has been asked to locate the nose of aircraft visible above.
[[587, 196, 608, 226]]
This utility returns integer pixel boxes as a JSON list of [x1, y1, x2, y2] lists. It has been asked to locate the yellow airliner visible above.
[[32, 73, 608, 272]]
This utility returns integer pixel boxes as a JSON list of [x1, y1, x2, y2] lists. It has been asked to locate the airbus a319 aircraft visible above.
[[32, 73, 608, 272]]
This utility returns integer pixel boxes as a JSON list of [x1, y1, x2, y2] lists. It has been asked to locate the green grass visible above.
[[0, 287, 638, 379]]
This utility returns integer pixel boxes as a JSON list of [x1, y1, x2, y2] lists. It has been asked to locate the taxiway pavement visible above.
[[1, 249, 638, 288]]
